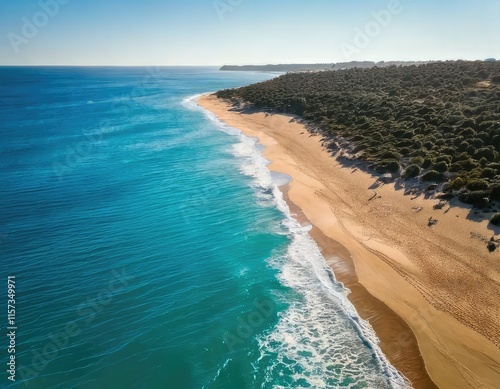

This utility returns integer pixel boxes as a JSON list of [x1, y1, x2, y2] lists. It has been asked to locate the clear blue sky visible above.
[[0, 0, 498, 65]]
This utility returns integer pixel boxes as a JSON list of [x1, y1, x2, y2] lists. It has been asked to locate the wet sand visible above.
[[281, 184, 437, 388]]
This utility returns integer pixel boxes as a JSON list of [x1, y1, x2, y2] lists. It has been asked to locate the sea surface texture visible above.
[[0, 67, 408, 388]]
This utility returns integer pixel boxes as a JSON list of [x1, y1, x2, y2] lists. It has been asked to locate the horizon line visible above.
[[0, 58, 496, 67]]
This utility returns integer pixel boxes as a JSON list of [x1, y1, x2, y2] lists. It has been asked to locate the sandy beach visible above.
[[198, 94, 500, 389]]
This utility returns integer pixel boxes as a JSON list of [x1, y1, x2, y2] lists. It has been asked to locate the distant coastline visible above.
[[220, 60, 436, 72]]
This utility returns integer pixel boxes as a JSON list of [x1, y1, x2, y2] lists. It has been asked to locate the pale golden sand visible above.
[[199, 94, 500, 389], [282, 185, 437, 388]]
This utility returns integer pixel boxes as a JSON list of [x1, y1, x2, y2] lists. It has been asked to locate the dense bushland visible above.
[[216, 61, 500, 206]]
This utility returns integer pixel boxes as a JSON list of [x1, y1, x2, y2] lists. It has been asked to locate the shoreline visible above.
[[198, 94, 500, 389], [280, 183, 437, 388]]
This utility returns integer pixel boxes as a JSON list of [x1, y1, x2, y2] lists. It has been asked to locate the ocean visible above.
[[0, 67, 408, 388]]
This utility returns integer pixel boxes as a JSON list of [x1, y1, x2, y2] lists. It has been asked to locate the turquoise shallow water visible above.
[[0, 67, 408, 388]]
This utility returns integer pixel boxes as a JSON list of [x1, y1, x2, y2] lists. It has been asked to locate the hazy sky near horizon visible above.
[[0, 0, 498, 65]]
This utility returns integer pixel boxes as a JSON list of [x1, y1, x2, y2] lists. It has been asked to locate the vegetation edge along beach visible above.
[[216, 61, 500, 226], [198, 60, 500, 389]]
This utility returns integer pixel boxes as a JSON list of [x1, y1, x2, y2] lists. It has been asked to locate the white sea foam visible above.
[[257, 233, 409, 388], [187, 94, 411, 388]]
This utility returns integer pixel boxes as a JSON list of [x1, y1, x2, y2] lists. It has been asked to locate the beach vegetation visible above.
[[410, 156, 425, 166], [466, 179, 489, 191], [375, 159, 400, 173], [422, 158, 433, 169], [459, 190, 491, 207], [421, 170, 444, 182], [216, 61, 500, 204], [434, 161, 449, 173], [403, 164, 421, 178], [449, 177, 466, 190], [491, 185, 500, 201], [490, 213, 500, 226]]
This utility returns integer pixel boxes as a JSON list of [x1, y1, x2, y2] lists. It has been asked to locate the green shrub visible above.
[[458, 141, 469, 152], [380, 150, 401, 160], [453, 137, 464, 147], [449, 162, 463, 173], [351, 144, 366, 154], [490, 185, 500, 201], [422, 158, 433, 169], [421, 170, 444, 181], [436, 155, 452, 164], [466, 179, 489, 191], [481, 168, 497, 178], [459, 127, 475, 137], [491, 135, 500, 150], [450, 177, 466, 189], [434, 161, 449, 173], [410, 156, 425, 166], [479, 157, 488, 168], [399, 147, 411, 156], [403, 164, 421, 178], [459, 190, 490, 207], [375, 159, 400, 173], [490, 213, 500, 226], [423, 141, 434, 150], [475, 147, 496, 161], [455, 152, 470, 162], [472, 138, 485, 148], [468, 167, 484, 179], [458, 159, 480, 170]]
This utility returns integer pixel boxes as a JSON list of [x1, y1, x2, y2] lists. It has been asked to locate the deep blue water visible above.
[[0, 67, 407, 388]]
